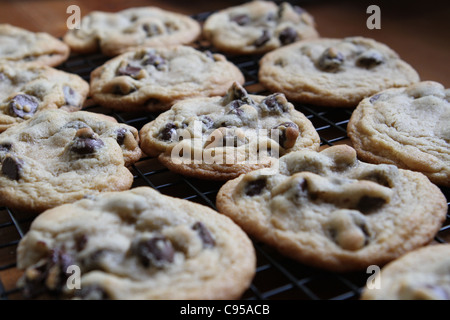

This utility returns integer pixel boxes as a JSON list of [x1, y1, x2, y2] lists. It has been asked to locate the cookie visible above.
[[0, 109, 142, 213], [0, 24, 70, 67], [259, 36, 420, 107], [90, 45, 245, 112], [63, 7, 201, 56], [348, 81, 450, 187], [0, 63, 89, 133], [216, 145, 447, 272], [16, 186, 256, 300], [203, 1, 319, 55], [139, 82, 320, 180], [361, 244, 450, 300]]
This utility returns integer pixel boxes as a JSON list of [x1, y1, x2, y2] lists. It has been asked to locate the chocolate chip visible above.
[[158, 123, 177, 141], [0, 143, 12, 152], [254, 29, 271, 47], [1, 155, 23, 180], [21, 248, 74, 298], [142, 52, 167, 70], [361, 172, 391, 188], [272, 122, 299, 149], [230, 13, 250, 26], [279, 27, 298, 45], [63, 86, 79, 107], [113, 83, 137, 95], [245, 178, 266, 196], [75, 234, 88, 252], [64, 121, 89, 130], [115, 128, 127, 145], [356, 50, 384, 69], [317, 47, 344, 72], [142, 23, 161, 37], [260, 94, 287, 115], [9, 94, 39, 119], [71, 128, 104, 155], [357, 196, 386, 214], [192, 222, 215, 248], [198, 115, 214, 131], [135, 236, 175, 268], [74, 285, 109, 300], [117, 65, 142, 77]]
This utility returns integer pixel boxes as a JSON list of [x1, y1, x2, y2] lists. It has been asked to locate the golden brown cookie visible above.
[[348, 81, 450, 187], [216, 145, 447, 272]]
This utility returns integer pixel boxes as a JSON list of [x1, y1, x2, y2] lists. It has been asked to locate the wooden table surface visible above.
[[0, 0, 448, 86]]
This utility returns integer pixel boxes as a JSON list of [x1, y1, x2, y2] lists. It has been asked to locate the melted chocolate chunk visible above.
[[254, 29, 271, 47], [192, 222, 216, 248], [142, 24, 161, 37], [9, 94, 39, 119], [142, 52, 167, 70], [245, 178, 267, 196], [71, 128, 104, 155], [21, 248, 74, 298], [64, 121, 89, 130], [71, 138, 104, 155], [0, 142, 12, 152], [1, 155, 23, 180], [272, 122, 299, 148], [317, 48, 344, 72], [279, 27, 298, 45], [357, 196, 386, 214], [158, 123, 177, 141], [115, 128, 127, 145], [261, 94, 287, 115], [356, 50, 384, 69], [118, 65, 142, 77], [135, 236, 175, 268], [230, 13, 251, 26]]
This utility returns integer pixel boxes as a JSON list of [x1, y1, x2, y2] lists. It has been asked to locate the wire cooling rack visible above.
[[1, 11, 449, 300]]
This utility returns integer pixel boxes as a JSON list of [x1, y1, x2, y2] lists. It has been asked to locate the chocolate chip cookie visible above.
[[90, 46, 245, 112], [259, 37, 420, 107], [0, 109, 142, 213], [16, 186, 256, 299], [139, 82, 320, 180], [0, 24, 70, 67], [0, 63, 89, 132], [63, 7, 201, 56], [348, 81, 450, 187], [216, 145, 447, 272], [203, 0, 319, 55], [361, 244, 450, 300]]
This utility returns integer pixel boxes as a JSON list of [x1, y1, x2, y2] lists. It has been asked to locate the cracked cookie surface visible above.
[[90, 46, 245, 112], [259, 37, 420, 107], [0, 24, 70, 67], [16, 187, 256, 300], [361, 244, 450, 300], [203, 0, 319, 55], [348, 81, 450, 187], [0, 63, 89, 132], [139, 82, 320, 180], [216, 145, 447, 272], [0, 109, 142, 212], [63, 6, 201, 56]]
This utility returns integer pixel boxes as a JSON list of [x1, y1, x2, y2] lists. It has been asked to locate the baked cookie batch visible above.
[[0, 1, 448, 300]]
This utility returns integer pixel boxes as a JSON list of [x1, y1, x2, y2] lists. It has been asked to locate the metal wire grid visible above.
[[1, 11, 449, 301]]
